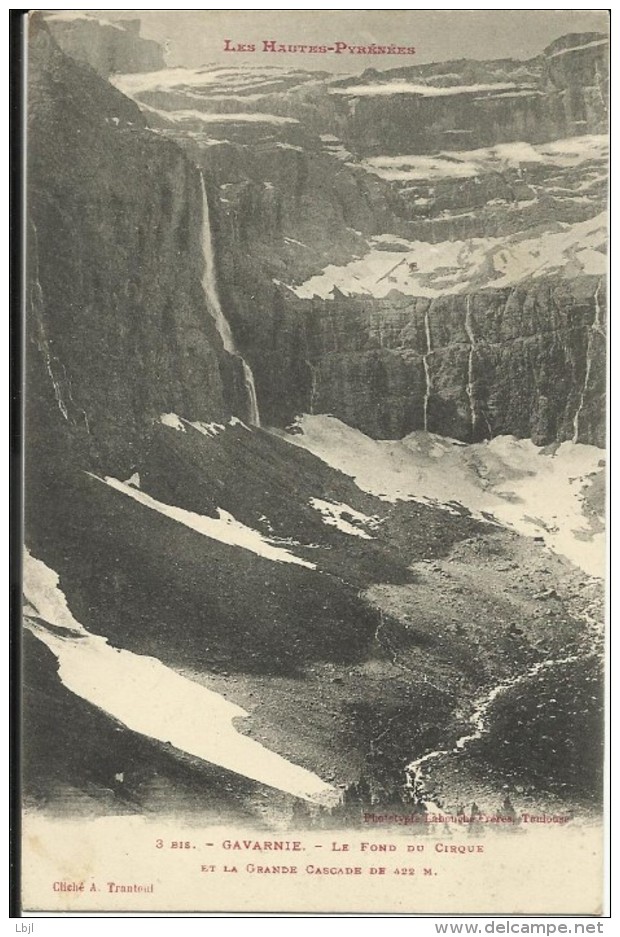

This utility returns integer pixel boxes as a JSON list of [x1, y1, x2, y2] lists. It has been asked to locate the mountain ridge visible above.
[[23, 17, 606, 828]]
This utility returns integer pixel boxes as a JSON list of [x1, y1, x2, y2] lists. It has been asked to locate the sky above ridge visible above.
[[93, 10, 609, 75]]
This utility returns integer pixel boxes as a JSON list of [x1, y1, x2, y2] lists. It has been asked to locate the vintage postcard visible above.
[[20, 9, 609, 915]]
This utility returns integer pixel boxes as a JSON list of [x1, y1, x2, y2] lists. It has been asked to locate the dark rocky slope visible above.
[[24, 420, 604, 816], [23, 22, 604, 820], [27, 19, 252, 475]]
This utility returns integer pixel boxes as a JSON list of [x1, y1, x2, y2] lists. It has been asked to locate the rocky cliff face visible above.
[[251, 278, 605, 445], [26, 20, 242, 475], [112, 33, 608, 154], [328, 35, 608, 156], [44, 12, 164, 77], [108, 32, 607, 447], [23, 17, 606, 828], [33, 19, 608, 454], [542, 34, 609, 137]]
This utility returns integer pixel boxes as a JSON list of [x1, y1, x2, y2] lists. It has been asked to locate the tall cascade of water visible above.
[[199, 176, 260, 426], [422, 307, 432, 431], [31, 220, 78, 425], [572, 279, 603, 444], [305, 360, 318, 414], [464, 296, 477, 436]]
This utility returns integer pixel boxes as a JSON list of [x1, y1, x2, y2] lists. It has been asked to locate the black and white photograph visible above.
[[19, 8, 609, 915]]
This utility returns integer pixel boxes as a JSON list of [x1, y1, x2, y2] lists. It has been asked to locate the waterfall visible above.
[[375, 312, 385, 349], [422, 307, 432, 431], [199, 176, 260, 426], [305, 360, 318, 415], [571, 343, 591, 444], [242, 361, 260, 426], [464, 296, 477, 436], [31, 221, 70, 422], [593, 60, 607, 114], [592, 278, 604, 335], [572, 280, 604, 443]]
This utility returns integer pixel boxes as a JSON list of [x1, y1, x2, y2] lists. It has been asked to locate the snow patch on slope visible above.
[[159, 414, 250, 437], [275, 416, 605, 577], [330, 81, 529, 97], [112, 65, 310, 96], [23, 550, 336, 805], [289, 213, 606, 299], [548, 38, 608, 57], [160, 412, 186, 432], [22, 551, 87, 636], [187, 420, 226, 437], [360, 135, 607, 181], [145, 106, 299, 126], [91, 474, 316, 569], [309, 498, 379, 539]]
